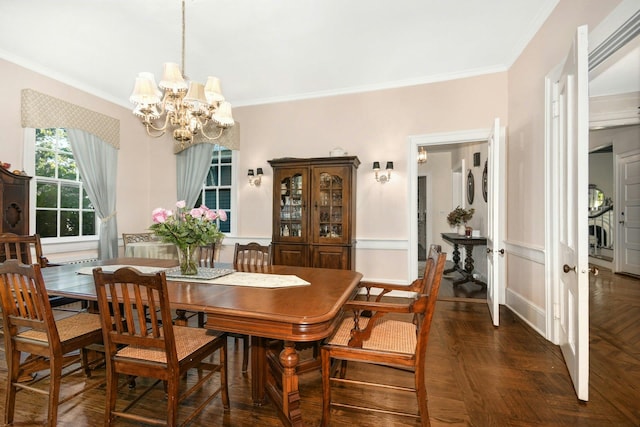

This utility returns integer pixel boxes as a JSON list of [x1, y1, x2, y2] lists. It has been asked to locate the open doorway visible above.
[[414, 140, 488, 300]]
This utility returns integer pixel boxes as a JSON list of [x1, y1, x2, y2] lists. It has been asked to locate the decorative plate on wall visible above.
[[467, 169, 474, 205], [482, 160, 488, 202]]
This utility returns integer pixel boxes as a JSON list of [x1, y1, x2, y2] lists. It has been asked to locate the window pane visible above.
[[35, 150, 56, 178], [220, 165, 232, 186], [57, 153, 77, 180], [60, 184, 80, 209], [219, 215, 231, 233], [60, 211, 79, 237], [204, 190, 217, 209], [219, 189, 231, 210], [36, 182, 58, 208], [82, 211, 96, 236], [36, 210, 58, 238], [206, 166, 219, 186], [220, 149, 232, 164], [82, 189, 93, 209]]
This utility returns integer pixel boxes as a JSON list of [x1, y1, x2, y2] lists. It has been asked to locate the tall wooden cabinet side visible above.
[[0, 168, 32, 235]]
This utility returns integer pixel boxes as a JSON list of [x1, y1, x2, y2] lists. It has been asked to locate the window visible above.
[[195, 146, 232, 233], [33, 128, 96, 239]]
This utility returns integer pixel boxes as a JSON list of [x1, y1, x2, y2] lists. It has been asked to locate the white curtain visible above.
[[67, 128, 118, 259], [176, 143, 215, 208]]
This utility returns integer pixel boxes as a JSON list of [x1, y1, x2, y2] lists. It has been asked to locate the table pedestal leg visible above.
[[253, 337, 304, 426], [444, 243, 460, 274]]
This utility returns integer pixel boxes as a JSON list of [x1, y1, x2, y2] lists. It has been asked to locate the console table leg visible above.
[[444, 243, 460, 274]]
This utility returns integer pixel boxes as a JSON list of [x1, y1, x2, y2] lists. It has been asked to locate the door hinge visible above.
[[552, 100, 559, 118], [553, 302, 560, 320]]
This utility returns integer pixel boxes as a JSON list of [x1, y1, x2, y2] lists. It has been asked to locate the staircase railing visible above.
[[588, 205, 614, 257]]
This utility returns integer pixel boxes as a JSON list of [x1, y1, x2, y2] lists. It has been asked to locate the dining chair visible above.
[[92, 266, 229, 426], [0, 259, 104, 427], [121, 232, 155, 250], [233, 241, 272, 267], [0, 232, 56, 268], [230, 242, 272, 373], [320, 244, 446, 427]]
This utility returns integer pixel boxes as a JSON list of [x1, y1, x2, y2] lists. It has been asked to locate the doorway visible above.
[[410, 136, 491, 301]]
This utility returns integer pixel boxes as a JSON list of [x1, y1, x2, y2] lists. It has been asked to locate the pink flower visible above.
[[204, 209, 218, 221], [152, 208, 170, 223], [176, 200, 186, 209], [218, 210, 227, 221], [190, 208, 204, 218]]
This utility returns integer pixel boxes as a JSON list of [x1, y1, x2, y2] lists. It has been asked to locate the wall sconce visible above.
[[248, 168, 263, 186], [373, 161, 393, 184], [417, 147, 428, 163]]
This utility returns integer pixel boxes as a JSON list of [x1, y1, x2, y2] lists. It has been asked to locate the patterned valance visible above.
[[21, 89, 120, 149], [175, 121, 240, 154]]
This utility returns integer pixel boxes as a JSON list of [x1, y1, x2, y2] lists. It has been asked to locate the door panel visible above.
[[556, 26, 589, 401], [619, 152, 640, 275], [486, 118, 504, 326]]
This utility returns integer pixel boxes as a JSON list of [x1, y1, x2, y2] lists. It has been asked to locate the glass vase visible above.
[[177, 245, 199, 275]]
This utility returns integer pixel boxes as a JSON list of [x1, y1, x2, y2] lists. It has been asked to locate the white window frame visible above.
[[23, 128, 98, 246], [197, 146, 238, 236]]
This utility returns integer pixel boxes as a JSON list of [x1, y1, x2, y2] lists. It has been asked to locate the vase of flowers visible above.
[[149, 201, 227, 275], [447, 206, 475, 235]]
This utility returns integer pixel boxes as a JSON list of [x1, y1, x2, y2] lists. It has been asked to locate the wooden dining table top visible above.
[[42, 257, 363, 342]]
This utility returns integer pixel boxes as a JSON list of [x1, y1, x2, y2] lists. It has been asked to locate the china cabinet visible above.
[[269, 156, 359, 270]]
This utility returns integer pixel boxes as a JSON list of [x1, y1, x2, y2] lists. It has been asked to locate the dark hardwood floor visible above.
[[0, 268, 638, 426]]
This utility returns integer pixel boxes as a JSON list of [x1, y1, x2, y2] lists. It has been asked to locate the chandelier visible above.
[[129, 0, 234, 149]]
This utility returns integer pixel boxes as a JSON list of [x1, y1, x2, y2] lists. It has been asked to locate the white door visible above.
[[618, 152, 640, 276], [486, 118, 505, 326], [555, 26, 590, 401]]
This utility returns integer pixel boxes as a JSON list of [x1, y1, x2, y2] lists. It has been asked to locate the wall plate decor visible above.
[[482, 160, 488, 202], [467, 169, 474, 205]]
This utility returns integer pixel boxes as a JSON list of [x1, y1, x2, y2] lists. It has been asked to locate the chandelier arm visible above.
[[144, 123, 166, 138], [198, 125, 225, 141], [146, 112, 171, 133]]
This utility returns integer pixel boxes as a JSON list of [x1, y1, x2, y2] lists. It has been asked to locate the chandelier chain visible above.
[[181, 0, 186, 76]]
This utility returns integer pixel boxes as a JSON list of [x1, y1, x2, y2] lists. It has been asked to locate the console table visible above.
[[441, 233, 487, 288]]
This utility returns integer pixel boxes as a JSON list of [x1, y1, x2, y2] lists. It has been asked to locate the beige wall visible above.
[[233, 73, 508, 281], [505, 0, 621, 325]]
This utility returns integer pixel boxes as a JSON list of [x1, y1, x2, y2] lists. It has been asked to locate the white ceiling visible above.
[[0, 0, 635, 109]]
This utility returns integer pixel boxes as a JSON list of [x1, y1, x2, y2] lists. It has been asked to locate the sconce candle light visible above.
[[373, 161, 393, 184], [248, 168, 263, 186]]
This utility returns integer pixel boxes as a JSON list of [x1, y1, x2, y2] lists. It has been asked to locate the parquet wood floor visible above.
[[0, 268, 637, 426]]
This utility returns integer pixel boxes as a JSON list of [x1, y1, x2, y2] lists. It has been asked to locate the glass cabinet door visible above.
[[316, 170, 344, 242], [277, 169, 306, 240]]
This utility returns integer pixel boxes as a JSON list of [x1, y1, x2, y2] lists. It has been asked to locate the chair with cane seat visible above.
[[321, 244, 446, 427], [230, 242, 272, 373], [0, 259, 104, 427], [92, 266, 229, 426]]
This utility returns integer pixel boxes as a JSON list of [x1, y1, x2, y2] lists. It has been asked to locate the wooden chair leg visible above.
[[415, 364, 431, 427], [220, 343, 230, 409], [47, 357, 63, 427], [4, 349, 20, 426]]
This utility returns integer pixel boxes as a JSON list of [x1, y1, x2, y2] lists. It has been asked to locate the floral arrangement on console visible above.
[[150, 201, 227, 275], [447, 206, 475, 230]]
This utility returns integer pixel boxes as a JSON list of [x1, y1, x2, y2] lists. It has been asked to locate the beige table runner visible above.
[[77, 266, 309, 288]]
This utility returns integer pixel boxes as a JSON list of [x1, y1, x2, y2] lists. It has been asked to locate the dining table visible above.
[[41, 257, 362, 427]]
